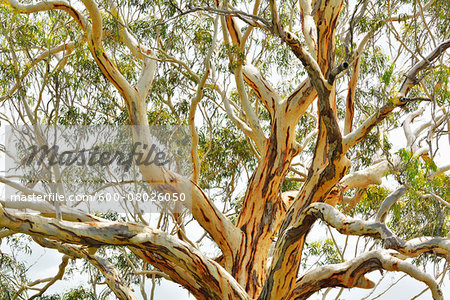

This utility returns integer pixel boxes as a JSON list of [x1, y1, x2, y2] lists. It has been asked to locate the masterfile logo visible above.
[[23, 142, 170, 171], [3, 125, 192, 213]]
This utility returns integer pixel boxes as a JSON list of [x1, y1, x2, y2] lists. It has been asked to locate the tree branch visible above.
[[220, 88, 255, 137], [291, 249, 444, 300], [105, 0, 156, 100], [327, 62, 349, 85], [339, 159, 397, 191], [344, 32, 372, 135], [4, 0, 242, 260], [189, 16, 219, 184], [0, 228, 15, 239], [28, 256, 70, 300], [3, 0, 88, 29], [242, 64, 281, 119], [285, 78, 317, 120], [0, 175, 106, 222], [343, 39, 450, 152], [262, 202, 449, 299], [299, 0, 318, 58], [376, 186, 408, 223], [268, 0, 282, 35], [0, 206, 249, 300], [280, 31, 327, 89], [233, 66, 267, 150], [0, 41, 77, 102]]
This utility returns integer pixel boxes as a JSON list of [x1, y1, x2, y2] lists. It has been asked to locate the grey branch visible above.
[[264, 202, 449, 298], [292, 249, 444, 300], [376, 186, 407, 223], [327, 62, 349, 84]]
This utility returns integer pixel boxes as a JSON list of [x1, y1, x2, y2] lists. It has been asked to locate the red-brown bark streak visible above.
[[292, 258, 383, 299], [233, 121, 298, 297], [52, 5, 85, 30], [226, 16, 241, 46], [257, 2, 348, 298], [315, 2, 343, 75], [243, 74, 273, 116]]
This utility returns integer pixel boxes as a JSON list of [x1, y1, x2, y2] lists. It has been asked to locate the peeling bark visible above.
[[292, 249, 444, 300], [0, 206, 250, 300]]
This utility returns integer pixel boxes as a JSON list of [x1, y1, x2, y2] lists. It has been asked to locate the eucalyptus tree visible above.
[[0, 0, 449, 299]]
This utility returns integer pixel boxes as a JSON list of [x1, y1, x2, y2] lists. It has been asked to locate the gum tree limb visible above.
[[375, 186, 408, 223], [291, 249, 444, 300], [262, 202, 449, 299], [0, 206, 250, 300], [242, 64, 281, 119]]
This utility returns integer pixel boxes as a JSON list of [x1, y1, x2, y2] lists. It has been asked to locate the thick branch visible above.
[[327, 62, 349, 85], [299, 0, 318, 58], [0, 206, 249, 299], [136, 57, 157, 100], [262, 203, 449, 299], [3, 0, 87, 29], [285, 78, 317, 120], [400, 237, 450, 258], [291, 249, 444, 300], [340, 159, 396, 191], [0, 228, 15, 238], [79, 0, 102, 43], [242, 64, 280, 118]]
